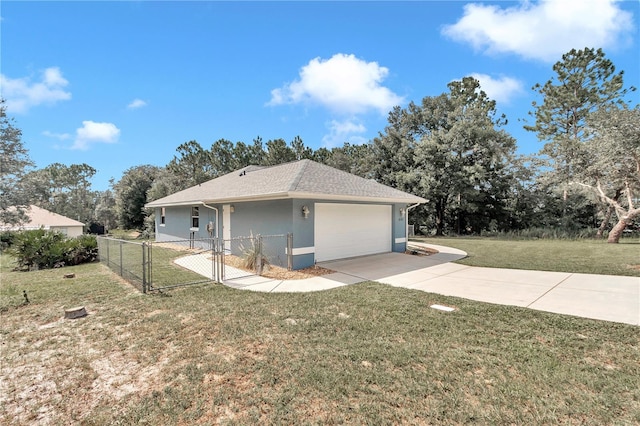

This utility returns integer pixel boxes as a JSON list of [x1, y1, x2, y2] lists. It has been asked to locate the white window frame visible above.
[[190, 206, 199, 230]]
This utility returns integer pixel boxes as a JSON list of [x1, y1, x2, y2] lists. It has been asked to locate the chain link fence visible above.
[[98, 234, 292, 292], [220, 234, 291, 280], [97, 237, 148, 292]]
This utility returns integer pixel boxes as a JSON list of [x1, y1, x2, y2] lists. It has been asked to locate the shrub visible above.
[[0, 231, 17, 250], [9, 230, 98, 271]]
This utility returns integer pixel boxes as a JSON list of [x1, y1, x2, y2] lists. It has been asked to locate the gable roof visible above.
[[0, 205, 85, 231], [146, 159, 426, 207]]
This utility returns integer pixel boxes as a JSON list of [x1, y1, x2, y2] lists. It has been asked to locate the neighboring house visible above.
[[0, 205, 85, 237], [145, 159, 426, 270]]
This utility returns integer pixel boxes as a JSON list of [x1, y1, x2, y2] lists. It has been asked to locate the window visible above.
[[160, 207, 166, 225], [191, 206, 199, 229]]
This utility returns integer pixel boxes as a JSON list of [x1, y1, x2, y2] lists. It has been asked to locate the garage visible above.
[[314, 203, 392, 262]]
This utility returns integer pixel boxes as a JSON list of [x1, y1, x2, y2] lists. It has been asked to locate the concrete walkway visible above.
[[181, 243, 640, 326]]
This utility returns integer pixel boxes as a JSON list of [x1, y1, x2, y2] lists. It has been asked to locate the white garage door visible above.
[[315, 203, 392, 262]]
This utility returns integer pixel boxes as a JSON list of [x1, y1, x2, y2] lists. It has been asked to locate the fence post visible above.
[[142, 242, 147, 293], [256, 234, 263, 276], [119, 240, 123, 277], [148, 242, 152, 291], [210, 238, 218, 281], [287, 233, 293, 271], [221, 239, 226, 281]]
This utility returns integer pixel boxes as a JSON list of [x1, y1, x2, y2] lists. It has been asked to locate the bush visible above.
[[9, 230, 98, 271], [0, 231, 17, 250]]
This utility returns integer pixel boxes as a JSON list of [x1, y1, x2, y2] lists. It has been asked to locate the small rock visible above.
[[284, 318, 297, 325], [338, 312, 350, 319], [63, 273, 75, 279], [361, 360, 372, 368]]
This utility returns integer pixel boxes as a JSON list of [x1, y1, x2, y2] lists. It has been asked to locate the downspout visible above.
[[405, 201, 424, 241], [200, 202, 219, 238]]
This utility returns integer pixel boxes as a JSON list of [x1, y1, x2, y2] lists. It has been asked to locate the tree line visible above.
[[2, 48, 638, 243]]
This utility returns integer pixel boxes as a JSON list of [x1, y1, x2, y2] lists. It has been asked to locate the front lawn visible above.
[[1, 258, 638, 424], [413, 237, 640, 277]]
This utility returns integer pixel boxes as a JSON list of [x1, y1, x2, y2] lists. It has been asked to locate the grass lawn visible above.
[[1, 257, 639, 425], [413, 237, 640, 277]]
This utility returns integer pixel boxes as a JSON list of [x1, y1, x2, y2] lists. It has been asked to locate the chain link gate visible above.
[[147, 238, 221, 292]]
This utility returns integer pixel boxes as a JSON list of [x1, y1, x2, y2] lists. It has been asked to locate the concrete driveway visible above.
[[318, 243, 640, 326], [217, 242, 639, 326]]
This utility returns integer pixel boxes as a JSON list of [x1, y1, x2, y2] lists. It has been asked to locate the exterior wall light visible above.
[[230, 205, 235, 213], [400, 207, 406, 218], [302, 205, 310, 219]]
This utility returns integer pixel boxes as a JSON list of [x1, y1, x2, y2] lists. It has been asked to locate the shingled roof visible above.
[[146, 159, 425, 207], [0, 205, 84, 230]]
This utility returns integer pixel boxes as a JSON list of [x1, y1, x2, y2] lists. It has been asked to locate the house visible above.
[[145, 159, 426, 269], [0, 205, 85, 237]]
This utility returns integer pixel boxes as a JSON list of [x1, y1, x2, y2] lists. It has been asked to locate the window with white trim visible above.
[[160, 207, 166, 225], [191, 206, 199, 229]]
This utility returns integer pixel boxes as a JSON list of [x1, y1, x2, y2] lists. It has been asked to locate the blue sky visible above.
[[2, 0, 638, 191]]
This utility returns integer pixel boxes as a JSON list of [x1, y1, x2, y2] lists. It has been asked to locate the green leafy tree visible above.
[[249, 136, 266, 165], [22, 163, 97, 224], [0, 100, 33, 225], [167, 140, 212, 186], [210, 138, 237, 176], [373, 77, 518, 235], [263, 138, 296, 166], [94, 185, 117, 231], [577, 106, 640, 243], [325, 143, 372, 177], [231, 141, 253, 169], [312, 147, 332, 164], [525, 48, 636, 230], [290, 135, 313, 161], [114, 165, 161, 230]]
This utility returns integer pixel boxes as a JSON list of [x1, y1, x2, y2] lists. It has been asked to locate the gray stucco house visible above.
[[145, 159, 426, 270]]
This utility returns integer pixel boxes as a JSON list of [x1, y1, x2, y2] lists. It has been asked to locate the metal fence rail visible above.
[[98, 234, 293, 293]]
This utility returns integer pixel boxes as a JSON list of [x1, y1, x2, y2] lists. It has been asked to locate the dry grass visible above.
[[2, 256, 639, 425]]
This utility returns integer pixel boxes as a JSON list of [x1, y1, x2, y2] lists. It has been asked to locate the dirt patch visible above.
[[223, 254, 334, 280], [626, 264, 640, 271]]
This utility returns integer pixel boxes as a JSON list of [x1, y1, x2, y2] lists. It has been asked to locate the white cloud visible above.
[[42, 130, 72, 141], [442, 0, 634, 62], [127, 98, 147, 109], [268, 53, 404, 115], [469, 73, 525, 105], [322, 119, 368, 148], [0, 67, 71, 113], [72, 121, 120, 150]]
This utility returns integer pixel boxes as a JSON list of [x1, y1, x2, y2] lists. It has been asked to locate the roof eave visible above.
[[145, 192, 292, 208], [288, 191, 426, 204], [145, 191, 426, 208]]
